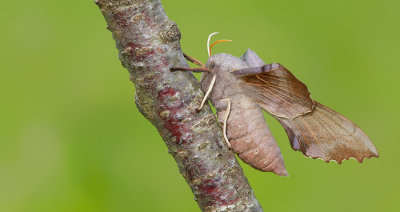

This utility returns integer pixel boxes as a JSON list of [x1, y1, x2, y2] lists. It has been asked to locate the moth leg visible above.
[[170, 67, 211, 73], [198, 74, 216, 111], [183, 53, 204, 67], [221, 98, 232, 149]]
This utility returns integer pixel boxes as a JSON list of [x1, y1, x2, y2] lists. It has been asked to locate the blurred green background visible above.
[[1, 0, 399, 211]]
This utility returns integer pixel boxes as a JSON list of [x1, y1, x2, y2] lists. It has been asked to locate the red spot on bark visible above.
[[159, 87, 175, 97], [140, 9, 157, 28], [112, 7, 138, 28], [156, 47, 165, 53], [158, 88, 192, 144], [165, 119, 182, 142], [113, 11, 129, 27], [140, 48, 155, 60], [198, 178, 239, 206], [199, 179, 219, 194], [125, 42, 155, 61], [160, 56, 170, 66], [126, 42, 142, 54]]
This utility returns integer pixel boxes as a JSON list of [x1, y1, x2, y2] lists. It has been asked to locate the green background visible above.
[[1, 0, 398, 211]]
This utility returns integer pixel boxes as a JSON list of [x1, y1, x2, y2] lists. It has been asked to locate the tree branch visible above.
[[95, 0, 262, 211]]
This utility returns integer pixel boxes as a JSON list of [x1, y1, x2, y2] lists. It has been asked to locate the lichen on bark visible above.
[[96, 0, 263, 211]]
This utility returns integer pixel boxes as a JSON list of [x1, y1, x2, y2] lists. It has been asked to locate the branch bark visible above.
[[95, 0, 263, 211]]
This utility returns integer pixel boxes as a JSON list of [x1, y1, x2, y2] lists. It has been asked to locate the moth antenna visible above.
[[207, 32, 233, 57], [209, 40, 233, 57], [207, 32, 219, 57]]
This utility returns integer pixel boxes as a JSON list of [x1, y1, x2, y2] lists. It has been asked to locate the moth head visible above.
[[206, 53, 248, 72], [205, 32, 248, 72]]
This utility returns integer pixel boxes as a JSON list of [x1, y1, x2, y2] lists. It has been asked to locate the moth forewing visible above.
[[236, 65, 315, 119]]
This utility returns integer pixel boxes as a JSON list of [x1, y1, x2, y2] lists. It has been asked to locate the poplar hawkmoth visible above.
[[172, 33, 378, 176]]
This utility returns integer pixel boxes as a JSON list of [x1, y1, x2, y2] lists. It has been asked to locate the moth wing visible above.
[[240, 48, 266, 67], [239, 49, 378, 162], [276, 102, 378, 163], [234, 63, 315, 119]]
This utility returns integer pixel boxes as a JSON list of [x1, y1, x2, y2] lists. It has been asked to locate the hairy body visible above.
[[201, 54, 287, 176]]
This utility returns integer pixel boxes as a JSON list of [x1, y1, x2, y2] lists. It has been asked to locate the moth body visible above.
[[201, 54, 287, 176]]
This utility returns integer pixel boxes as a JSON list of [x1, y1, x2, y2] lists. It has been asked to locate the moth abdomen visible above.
[[219, 95, 288, 176]]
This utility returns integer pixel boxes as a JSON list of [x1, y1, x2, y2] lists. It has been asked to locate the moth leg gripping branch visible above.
[[221, 98, 232, 148], [170, 53, 214, 111]]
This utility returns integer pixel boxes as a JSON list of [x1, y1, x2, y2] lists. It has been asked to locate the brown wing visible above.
[[236, 63, 314, 119], [276, 102, 379, 163], [239, 50, 378, 163]]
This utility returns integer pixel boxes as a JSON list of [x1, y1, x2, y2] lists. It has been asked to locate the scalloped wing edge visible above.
[[276, 102, 379, 164]]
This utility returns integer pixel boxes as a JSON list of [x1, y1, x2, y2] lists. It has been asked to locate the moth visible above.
[[171, 32, 378, 176]]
